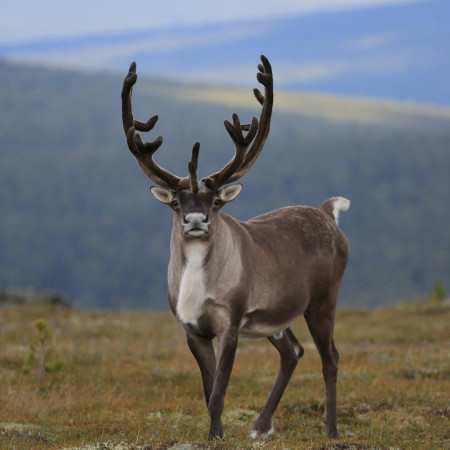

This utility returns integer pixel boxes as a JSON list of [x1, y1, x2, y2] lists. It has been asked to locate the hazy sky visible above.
[[0, 0, 429, 43], [1, 0, 447, 105]]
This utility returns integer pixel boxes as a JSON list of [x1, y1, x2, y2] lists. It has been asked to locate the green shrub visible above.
[[22, 319, 65, 380]]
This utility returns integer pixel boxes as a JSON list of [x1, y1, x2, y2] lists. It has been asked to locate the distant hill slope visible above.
[[0, 60, 448, 308]]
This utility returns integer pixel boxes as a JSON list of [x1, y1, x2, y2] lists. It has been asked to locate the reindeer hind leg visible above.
[[251, 327, 304, 439], [304, 296, 339, 438]]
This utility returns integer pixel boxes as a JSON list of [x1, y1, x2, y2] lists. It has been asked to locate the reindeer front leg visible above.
[[185, 330, 216, 406], [207, 329, 239, 440]]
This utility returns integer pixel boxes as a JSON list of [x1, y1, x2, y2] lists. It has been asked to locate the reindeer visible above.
[[121, 55, 350, 440]]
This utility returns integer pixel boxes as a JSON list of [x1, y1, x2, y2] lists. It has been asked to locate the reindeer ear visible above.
[[150, 186, 175, 204], [218, 184, 243, 203]]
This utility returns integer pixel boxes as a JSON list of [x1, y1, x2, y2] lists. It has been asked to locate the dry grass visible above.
[[0, 301, 449, 449]]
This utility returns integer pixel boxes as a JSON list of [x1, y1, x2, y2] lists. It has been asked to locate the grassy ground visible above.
[[0, 300, 448, 449]]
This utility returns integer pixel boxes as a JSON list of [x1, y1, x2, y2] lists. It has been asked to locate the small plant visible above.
[[428, 281, 446, 305], [22, 319, 65, 380]]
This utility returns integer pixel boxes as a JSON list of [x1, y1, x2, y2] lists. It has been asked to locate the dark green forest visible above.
[[0, 60, 448, 309]]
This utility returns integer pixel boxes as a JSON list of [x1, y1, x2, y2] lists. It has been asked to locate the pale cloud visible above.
[[177, 49, 441, 86], [277, 62, 348, 83], [344, 33, 397, 52], [0, 0, 430, 44], [6, 25, 269, 71], [275, 50, 441, 84]]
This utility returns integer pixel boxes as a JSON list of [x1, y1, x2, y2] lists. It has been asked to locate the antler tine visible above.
[[204, 55, 274, 189], [134, 115, 159, 133], [121, 62, 181, 190], [188, 142, 200, 194], [203, 113, 251, 189]]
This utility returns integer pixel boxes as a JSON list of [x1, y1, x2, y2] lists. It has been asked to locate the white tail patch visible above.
[[332, 197, 350, 225], [177, 241, 208, 325]]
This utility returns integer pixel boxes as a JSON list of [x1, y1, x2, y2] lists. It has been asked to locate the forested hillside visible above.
[[0, 60, 448, 308]]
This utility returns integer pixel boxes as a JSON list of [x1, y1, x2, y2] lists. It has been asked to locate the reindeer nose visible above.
[[184, 213, 208, 223], [183, 213, 210, 237]]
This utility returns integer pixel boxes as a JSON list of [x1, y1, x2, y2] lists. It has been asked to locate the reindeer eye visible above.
[[214, 199, 221, 207], [172, 200, 179, 208]]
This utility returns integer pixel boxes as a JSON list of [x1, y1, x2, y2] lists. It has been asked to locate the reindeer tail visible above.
[[321, 197, 350, 225]]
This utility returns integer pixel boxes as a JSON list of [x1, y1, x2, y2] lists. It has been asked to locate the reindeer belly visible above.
[[240, 287, 309, 339], [239, 306, 300, 338], [239, 321, 292, 339]]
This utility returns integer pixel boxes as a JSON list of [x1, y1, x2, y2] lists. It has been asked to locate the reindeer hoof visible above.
[[250, 423, 274, 440], [208, 428, 224, 441], [327, 428, 339, 439]]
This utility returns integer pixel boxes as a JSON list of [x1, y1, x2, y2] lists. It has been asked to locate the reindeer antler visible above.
[[203, 55, 273, 189], [122, 62, 195, 190], [122, 56, 273, 192]]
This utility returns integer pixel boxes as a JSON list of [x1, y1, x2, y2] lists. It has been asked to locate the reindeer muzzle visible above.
[[183, 213, 210, 238]]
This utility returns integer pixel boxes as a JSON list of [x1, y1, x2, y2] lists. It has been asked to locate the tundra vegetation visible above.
[[0, 298, 448, 449]]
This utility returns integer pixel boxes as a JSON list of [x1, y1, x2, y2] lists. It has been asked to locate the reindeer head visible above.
[[121, 56, 273, 239]]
